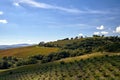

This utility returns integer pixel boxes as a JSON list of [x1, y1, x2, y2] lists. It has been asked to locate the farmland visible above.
[[0, 53, 119, 80], [0, 46, 59, 58]]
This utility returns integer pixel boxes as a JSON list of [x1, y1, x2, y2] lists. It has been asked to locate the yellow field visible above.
[[0, 46, 59, 58]]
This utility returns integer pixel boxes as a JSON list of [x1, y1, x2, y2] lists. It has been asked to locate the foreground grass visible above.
[[0, 46, 59, 58], [0, 53, 120, 80]]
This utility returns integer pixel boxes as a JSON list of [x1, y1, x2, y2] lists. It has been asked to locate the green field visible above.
[[0, 46, 59, 58], [0, 53, 120, 80]]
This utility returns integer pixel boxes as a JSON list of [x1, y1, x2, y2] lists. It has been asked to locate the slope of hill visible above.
[[0, 53, 119, 80], [41, 36, 120, 53], [0, 46, 59, 58]]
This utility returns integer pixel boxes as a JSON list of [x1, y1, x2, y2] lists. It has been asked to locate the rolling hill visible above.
[[0, 36, 120, 80]]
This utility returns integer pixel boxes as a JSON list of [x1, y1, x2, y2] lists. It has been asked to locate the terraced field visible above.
[[0, 53, 119, 80], [0, 46, 59, 58]]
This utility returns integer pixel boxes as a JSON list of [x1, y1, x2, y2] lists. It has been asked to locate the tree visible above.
[[29, 54, 43, 60], [75, 36, 79, 39], [93, 35, 100, 37], [39, 41, 45, 46], [26, 58, 37, 64], [0, 61, 11, 69], [63, 38, 69, 40], [2, 56, 7, 61], [104, 42, 120, 52]]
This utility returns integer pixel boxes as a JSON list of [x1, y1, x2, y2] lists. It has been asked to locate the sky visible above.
[[0, 0, 120, 45]]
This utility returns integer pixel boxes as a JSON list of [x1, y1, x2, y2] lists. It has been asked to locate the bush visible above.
[[41, 56, 51, 63], [16, 58, 38, 66], [41, 51, 70, 63], [26, 58, 38, 64], [16, 60, 25, 66], [104, 42, 120, 52], [0, 61, 11, 69], [29, 54, 43, 60], [60, 61, 65, 65], [57, 51, 70, 59]]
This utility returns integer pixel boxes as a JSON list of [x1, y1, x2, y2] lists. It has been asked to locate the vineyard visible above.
[[0, 54, 119, 80]]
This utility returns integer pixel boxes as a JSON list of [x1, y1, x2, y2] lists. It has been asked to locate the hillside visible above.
[[0, 36, 120, 80], [0, 46, 59, 58], [41, 36, 120, 53], [0, 53, 119, 80]]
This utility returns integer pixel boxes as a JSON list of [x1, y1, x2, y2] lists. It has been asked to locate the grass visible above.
[[58, 52, 120, 62], [0, 46, 59, 58]]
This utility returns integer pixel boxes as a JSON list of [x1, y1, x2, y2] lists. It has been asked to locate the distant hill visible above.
[[0, 44, 33, 50]]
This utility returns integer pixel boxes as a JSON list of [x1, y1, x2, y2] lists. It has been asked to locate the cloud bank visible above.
[[93, 32, 100, 35], [101, 31, 108, 35], [93, 31, 108, 35], [0, 20, 8, 24], [94, 25, 109, 35]]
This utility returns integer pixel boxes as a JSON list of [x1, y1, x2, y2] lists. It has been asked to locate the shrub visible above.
[[26, 58, 38, 64], [104, 42, 120, 52], [29, 54, 43, 60], [0, 61, 11, 69], [60, 61, 65, 65]]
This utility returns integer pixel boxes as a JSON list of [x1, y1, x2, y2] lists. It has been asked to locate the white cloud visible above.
[[84, 8, 110, 14], [27, 40, 32, 42], [0, 11, 3, 15], [101, 31, 108, 35], [78, 33, 83, 36], [93, 32, 100, 35], [15, 0, 53, 8], [47, 23, 91, 29], [13, 0, 80, 13], [115, 26, 120, 33], [13, 2, 20, 6], [13, 0, 110, 14], [96, 25, 104, 30], [0, 20, 8, 24], [94, 31, 108, 35]]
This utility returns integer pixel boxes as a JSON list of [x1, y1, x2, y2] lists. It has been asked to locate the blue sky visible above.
[[0, 0, 120, 45]]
